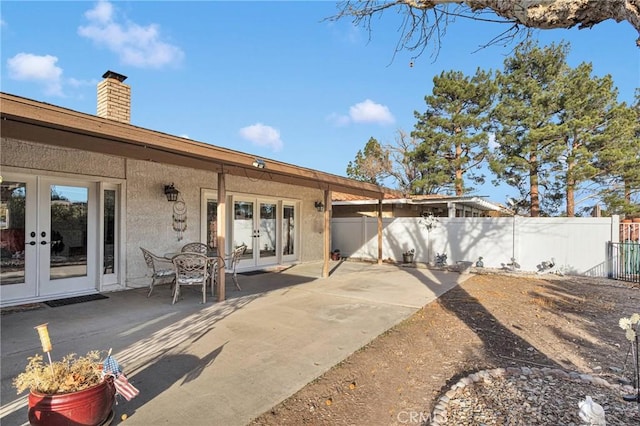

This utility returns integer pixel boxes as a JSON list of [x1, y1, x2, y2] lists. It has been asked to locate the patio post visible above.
[[217, 172, 226, 301], [377, 199, 382, 264], [322, 189, 332, 278]]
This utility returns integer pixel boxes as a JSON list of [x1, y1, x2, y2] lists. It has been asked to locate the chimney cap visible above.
[[102, 70, 127, 82]]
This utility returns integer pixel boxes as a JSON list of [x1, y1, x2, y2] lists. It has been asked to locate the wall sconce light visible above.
[[314, 201, 325, 212], [164, 183, 180, 202], [252, 158, 266, 169]]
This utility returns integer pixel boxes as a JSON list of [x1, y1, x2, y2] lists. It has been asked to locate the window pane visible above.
[[50, 185, 88, 280], [0, 181, 26, 285], [104, 190, 116, 274], [233, 201, 253, 259], [282, 205, 295, 256], [207, 200, 218, 255], [260, 203, 276, 259]]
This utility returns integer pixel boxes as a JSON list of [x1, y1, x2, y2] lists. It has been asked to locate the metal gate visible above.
[[608, 241, 640, 284]]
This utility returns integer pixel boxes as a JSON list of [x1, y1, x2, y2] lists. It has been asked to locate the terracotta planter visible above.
[[28, 378, 115, 426]]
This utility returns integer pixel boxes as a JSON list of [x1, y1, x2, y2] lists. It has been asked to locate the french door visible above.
[[0, 174, 97, 305], [201, 192, 298, 272], [232, 198, 275, 268]]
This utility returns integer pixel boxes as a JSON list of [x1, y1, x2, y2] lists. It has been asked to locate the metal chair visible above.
[[171, 252, 210, 304], [208, 256, 225, 297], [228, 244, 247, 291], [181, 242, 208, 255], [140, 247, 176, 297]]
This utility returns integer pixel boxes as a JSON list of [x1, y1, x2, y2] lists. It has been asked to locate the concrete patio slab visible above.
[[1, 261, 469, 425]]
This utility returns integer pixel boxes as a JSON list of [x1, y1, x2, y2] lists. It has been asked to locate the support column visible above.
[[322, 189, 332, 278], [377, 199, 383, 264], [217, 173, 226, 302]]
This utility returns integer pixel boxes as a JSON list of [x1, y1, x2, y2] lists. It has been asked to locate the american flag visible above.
[[103, 355, 140, 401]]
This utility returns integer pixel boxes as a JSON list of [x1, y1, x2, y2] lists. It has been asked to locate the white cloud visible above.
[[326, 112, 350, 127], [78, 0, 184, 68], [239, 123, 284, 152], [349, 99, 395, 124], [328, 99, 395, 126], [7, 53, 63, 96]]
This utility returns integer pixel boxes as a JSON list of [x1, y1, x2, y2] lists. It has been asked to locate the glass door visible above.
[[38, 180, 97, 297], [1, 176, 98, 304], [0, 176, 37, 303], [232, 199, 255, 268], [257, 200, 277, 266], [282, 203, 297, 261], [228, 196, 298, 271]]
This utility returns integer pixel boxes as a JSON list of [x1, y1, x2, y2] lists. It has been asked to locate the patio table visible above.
[[164, 252, 221, 297]]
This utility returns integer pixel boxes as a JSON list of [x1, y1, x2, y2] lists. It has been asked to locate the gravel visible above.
[[430, 367, 640, 425]]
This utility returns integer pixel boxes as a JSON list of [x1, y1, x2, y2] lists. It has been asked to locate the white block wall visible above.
[[332, 216, 619, 276]]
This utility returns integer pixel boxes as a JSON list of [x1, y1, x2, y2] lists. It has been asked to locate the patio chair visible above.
[[140, 247, 176, 297], [208, 256, 225, 297], [228, 244, 247, 291], [181, 242, 208, 255], [171, 252, 210, 304]]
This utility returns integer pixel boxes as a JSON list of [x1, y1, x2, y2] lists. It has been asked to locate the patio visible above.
[[1, 261, 468, 425]]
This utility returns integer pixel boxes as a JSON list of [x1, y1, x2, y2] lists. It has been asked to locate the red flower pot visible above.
[[28, 378, 115, 426]]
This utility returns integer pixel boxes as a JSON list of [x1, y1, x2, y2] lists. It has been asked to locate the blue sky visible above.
[[1, 1, 638, 205]]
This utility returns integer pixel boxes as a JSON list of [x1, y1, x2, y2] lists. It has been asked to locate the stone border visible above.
[[429, 366, 637, 425]]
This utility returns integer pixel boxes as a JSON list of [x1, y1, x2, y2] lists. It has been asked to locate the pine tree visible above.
[[346, 137, 392, 185], [595, 93, 640, 215], [490, 41, 568, 217], [411, 68, 495, 195], [554, 63, 619, 216]]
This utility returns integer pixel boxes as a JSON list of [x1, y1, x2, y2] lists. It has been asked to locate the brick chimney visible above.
[[97, 70, 130, 123]]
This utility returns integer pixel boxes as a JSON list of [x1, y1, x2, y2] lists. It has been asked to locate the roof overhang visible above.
[[409, 196, 503, 212], [1, 93, 401, 199], [333, 196, 503, 212]]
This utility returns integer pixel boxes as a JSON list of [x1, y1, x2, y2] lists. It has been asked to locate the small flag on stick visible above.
[[103, 354, 139, 401]]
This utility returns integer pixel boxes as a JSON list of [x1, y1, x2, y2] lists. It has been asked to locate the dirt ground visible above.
[[250, 271, 639, 425]]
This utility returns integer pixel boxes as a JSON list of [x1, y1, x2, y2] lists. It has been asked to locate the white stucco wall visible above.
[[124, 160, 326, 287], [2, 137, 328, 291], [1, 138, 126, 178]]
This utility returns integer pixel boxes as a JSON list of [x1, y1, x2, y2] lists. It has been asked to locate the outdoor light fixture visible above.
[[252, 158, 266, 169], [164, 183, 180, 202], [314, 201, 325, 212]]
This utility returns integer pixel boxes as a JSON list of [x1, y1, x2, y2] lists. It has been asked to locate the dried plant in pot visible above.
[[13, 345, 115, 426]]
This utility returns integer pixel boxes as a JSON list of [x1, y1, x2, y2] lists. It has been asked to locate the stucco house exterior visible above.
[[0, 71, 395, 307]]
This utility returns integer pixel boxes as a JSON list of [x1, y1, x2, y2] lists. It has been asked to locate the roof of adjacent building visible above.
[[332, 191, 506, 212]]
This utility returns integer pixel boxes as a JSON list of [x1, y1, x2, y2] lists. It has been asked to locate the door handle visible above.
[[40, 241, 48, 245], [27, 241, 36, 246]]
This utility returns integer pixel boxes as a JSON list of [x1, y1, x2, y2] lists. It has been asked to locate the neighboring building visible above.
[[0, 71, 395, 307], [332, 192, 510, 218]]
